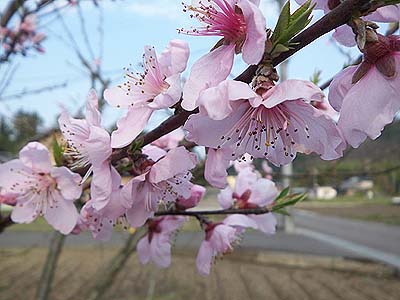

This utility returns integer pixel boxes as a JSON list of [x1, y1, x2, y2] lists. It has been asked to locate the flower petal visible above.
[[19, 142, 52, 173], [137, 236, 151, 265], [261, 80, 324, 108], [198, 80, 257, 120], [158, 39, 190, 76], [149, 147, 197, 183], [51, 167, 82, 201], [44, 191, 79, 234], [182, 44, 235, 111], [111, 106, 153, 148], [328, 65, 358, 111], [196, 240, 214, 276], [239, 0, 266, 65], [338, 61, 400, 147], [204, 148, 231, 189]]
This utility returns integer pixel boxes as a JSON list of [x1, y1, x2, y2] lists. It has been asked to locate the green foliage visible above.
[[52, 137, 64, 167], [310, 70, 322, 85], [272, 191, 307, 215], [270, 0, 314, 58]]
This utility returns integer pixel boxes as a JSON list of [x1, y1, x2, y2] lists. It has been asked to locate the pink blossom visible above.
[[196, 220, 241, 276], [151, 128, 185, 150], [261, 160, 273, 179], [176, 184, 206, 209], [77, 167, 130, 241], [104, 40, 189, 148], [137, 216, 186, 268], [125, 146, 197, 228], [58, 89, 112, 210], [218, 168, 277, 234], [184, 79, 346, 169], [0, 142, 82, 234], [181, 0, 266, 110], [0, 190, 18, 206], [328, 35, 400, 147]]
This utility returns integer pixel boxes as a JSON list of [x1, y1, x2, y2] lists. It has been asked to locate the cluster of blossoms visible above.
[[0, 14, 45, 57], [1, 0, 400, 275]]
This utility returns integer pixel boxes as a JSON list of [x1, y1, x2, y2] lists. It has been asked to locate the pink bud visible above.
[[176, 184, 206, 210]]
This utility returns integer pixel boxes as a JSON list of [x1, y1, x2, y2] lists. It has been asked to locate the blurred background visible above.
[[0, 1, 399, 299]]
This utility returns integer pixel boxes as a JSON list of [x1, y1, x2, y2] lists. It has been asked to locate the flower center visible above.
[[180, 0, 246, 43]]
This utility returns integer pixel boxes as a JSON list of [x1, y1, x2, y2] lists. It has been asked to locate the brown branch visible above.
[[0, 0, 27, 27], [155, 207, 270, 217], [109, 0, 374, 163]]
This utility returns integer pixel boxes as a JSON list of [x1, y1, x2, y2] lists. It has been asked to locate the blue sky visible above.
[[0, 0, 360, 130]]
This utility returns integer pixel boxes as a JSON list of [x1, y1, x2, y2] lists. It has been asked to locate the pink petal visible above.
[[196, 240, 214, 276], [223, 214, 258, 229], [19, 142, 52, 173], [85, 89, 102, 126], [182, 44, 235, 111], [239, 0, 266, 65], [250, 213, 277, 234], [142, 145, 167, 162], [151, 74, 182, 109], [204, 148, 231, 189], [261, 80, 324, 108], [51, 167, 82, 201], [158, 39, 190, 76], [111, 106, 153, 148], [86, 125, 112, 164], [90, 162, 113, 210], [149, 147, 197, 183], [104, 86, 132, 109], [367, 5, 400, 23], [217, 186, 234, 209], [294, 0, 329, 12], [338, 61, 400, 147], [235, 167, 258, 196], [332, 25, 356, 47], [137, 236, 151, 265], [285, 100, 346, 160], [198, 80, 257, 120], [248, 178, 278, 206], [44, 191, 79, 234], [150, 234, 172, 268], [159, 216, 186, 233], [11, 199, 37, 224], [0, 159, 30, 191], [328, 65, 358, 111]]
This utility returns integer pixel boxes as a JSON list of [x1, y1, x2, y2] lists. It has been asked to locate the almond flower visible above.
[[181, 0, 266, 110], [0, 142, 82, 234], [328, 34, 400, 148], [125, 146, 197, 228], [196, 220, 242, 276], [104, 40, 189, 148], [184, 79, 346, 184], [137, 216, 186, 268], [58, 90, 112, 210], [218, 167, 277, 234]]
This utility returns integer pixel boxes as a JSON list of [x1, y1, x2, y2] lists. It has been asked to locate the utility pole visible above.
[[277, 0, 294, 232]]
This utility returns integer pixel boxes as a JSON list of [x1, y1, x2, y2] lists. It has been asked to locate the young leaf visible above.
[[52, 137, 64, 167]]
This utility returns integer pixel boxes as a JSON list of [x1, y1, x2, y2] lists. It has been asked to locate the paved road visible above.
[[292, 209, 400, 255]]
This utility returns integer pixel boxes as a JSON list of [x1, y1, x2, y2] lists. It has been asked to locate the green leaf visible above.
[[270, 0, 314, 56], [272, 193, 307, 211], [275, 187, 290, 202], [274, 208, 291, 216], [52, 137, 63, 167]]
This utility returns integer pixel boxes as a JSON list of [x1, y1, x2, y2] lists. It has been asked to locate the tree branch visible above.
[[109, 0, 374, 163], [155, 207, 270, 217]]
